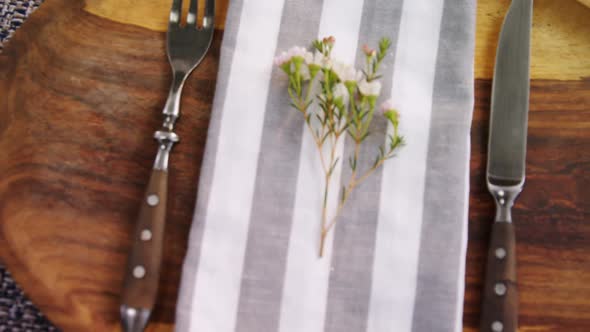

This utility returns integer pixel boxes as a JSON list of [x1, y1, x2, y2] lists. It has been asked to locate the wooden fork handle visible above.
[[121, 168, 168, 310]]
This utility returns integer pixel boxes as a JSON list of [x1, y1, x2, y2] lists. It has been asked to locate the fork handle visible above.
[[121, 167, 168, 316], [480, 221, 518, 332], [121, 132, 177, 331]]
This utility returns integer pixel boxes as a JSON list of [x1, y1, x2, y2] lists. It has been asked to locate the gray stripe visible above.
[[234, 1, 325, 331], [174, 1, 246, 330], [411, 0, 476, 331], [324, 1, 404, 331]]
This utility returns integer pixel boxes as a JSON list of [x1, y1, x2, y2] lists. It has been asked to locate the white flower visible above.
[[380, 98, 400, 125], [333, 83, 348, 100], [306, 51, 329, 67], [287, 46, 307, 59], [358, 79, 382, 96], [331, 61, 361, 83], [380, 99, 396, 114], [273, 51, 290, 66], [274, 46, 309, 67]]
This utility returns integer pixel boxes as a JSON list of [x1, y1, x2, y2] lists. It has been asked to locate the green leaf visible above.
[[288, 88, 296, 103], [372, 155, 381, 168], [346, 128, 356, 139], [349, 156, 357, 171], [340, 185, 347, 203], [280, 62, 291, 74], [315, 113, 323, 125], [360, 110, 369, 121], [313, 39, 323, 52], [341, 122, 350, 133], [361, 69, 369, 79], [320, 132, 330, 145], [360, 131, 370, 141], [379, 37, 392, 53], [327, 157, 340, 176]]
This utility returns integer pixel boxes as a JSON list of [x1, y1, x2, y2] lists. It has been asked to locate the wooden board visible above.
[[0, 0, 589, 331]]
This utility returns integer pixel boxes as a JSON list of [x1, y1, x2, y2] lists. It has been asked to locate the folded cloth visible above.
[[176, 0, 475, 331]]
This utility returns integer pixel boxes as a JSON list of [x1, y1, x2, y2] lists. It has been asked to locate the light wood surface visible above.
[[477, 0, 590, 80], [0, 0, 588, 331], [85, 0, 230, 30], [83, 0, 590, 80]]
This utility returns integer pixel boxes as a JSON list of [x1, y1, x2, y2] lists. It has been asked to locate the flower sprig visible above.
[[275, 36, 405, 257]]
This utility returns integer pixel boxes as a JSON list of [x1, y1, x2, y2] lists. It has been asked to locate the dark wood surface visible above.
[[0, 0, 589, 331], [465, 79, 590, 331]]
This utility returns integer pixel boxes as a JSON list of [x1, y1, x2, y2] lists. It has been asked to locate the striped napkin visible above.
[[176, 0, 475, 331]]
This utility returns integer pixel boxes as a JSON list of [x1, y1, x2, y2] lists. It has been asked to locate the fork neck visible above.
[[155, 72, 186, 171], [162, 71, 187, 129]]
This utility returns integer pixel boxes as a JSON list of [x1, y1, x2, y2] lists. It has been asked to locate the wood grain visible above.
[[0, 1, 219, 330], [464, 79, 590, 332], [83, 0, 590, 80], [84, 0, 230, 31], [476, 0, 590, 80], [0, 0, 589, 331]]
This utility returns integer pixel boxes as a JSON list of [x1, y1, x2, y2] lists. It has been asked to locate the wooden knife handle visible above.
[[480, 221, 518, 332], [121, 169, 168, 310]]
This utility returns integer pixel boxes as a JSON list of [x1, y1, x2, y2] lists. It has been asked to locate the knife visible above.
[[480, 0, 533, 331]]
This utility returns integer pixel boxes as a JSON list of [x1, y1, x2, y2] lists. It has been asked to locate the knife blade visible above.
[[480, 0, 533, 332]]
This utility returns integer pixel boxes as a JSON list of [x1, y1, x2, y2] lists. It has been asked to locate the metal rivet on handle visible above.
[[494, 282, 507, 296], [495, 247, 506, 259], [140, 229, 152, 241], [126, 307, 137, 317], [133, 266, 146, 279], [491, 321, 503, 332], [146, 194, 159, 207]]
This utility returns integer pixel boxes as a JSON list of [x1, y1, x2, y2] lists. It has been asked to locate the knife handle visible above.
[[480, 221, 518, 332], [121, 168, 168, 311]]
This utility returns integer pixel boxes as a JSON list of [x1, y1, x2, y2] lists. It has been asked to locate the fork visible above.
[[120, 1, 215, 331]]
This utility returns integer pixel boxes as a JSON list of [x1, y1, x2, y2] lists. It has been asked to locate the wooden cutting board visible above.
[[0, 0, 589, 331]]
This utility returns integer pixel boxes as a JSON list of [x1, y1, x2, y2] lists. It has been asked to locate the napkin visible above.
[[176, 0, 475, 331]]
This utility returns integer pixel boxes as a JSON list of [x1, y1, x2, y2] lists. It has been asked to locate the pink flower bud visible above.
[[363, 44, 376, 57], [323, 36, 335, 46]]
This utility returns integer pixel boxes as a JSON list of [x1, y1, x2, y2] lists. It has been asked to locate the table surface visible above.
[[0, 0, 589, 331]]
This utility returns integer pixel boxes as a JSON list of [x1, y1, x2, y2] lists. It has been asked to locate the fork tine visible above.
[[169, 0, 182, 24], [203, 0, 215, 28], [187, 0, 198, 25]]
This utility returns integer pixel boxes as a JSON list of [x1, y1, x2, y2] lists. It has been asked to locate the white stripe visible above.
[[278, 1, 364, 331], [367, 1, 444, 331], [188, 1, 286, 331], [455, 136, 471, 332]]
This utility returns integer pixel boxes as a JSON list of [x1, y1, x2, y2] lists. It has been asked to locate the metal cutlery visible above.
[[480, 0, 533, 331], [120, 0, 215, 331]]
